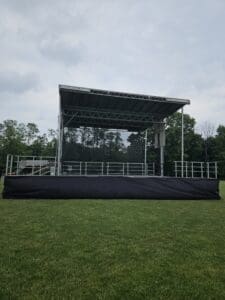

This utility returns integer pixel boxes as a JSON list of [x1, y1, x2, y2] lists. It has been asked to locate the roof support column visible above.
[[144, 129, 148, 176], [181, 107, 184, 178], [57, 95, 63, 176], [160, 145, 164, 177], [154, 123, 166, 177], [160, 124, 165, 177]]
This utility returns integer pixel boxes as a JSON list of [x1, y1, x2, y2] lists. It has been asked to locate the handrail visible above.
[[174, 161, 218, 179]]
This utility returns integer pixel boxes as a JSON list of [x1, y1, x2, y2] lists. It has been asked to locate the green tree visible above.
[[0, 120, 28, 171], [26, 123, 39, 145], [127, 132, 145, 162], [165, 112, 204, 163], [214, 125, 225, 160]]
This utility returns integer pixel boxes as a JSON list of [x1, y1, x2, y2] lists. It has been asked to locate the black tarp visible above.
[[3, 176, 220, 200]]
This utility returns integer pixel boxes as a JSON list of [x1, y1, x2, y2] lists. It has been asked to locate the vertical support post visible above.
[[57, 92, 63, 176], [215, 162, 218, 179], [160, 123, 165, 177], [160, 146, 164, 177], [201, 162, 204, 178], [10, 155, 13, 175], [154, 123, 165, 177], [153, 162, 155, 176], [80, 162, 82, 176], [57, 117, 60, 175], [186, 161, 188, 177], [181, 107, 184, 178], [85, 162, 87, 175], [16, 156, 19, 175], [123, 163, 125, 176], [101, 162, 104, 176], [107, 162, 109, 176], [32, 156, 35, 175], [57, 115, 63, 176], [5, 154, 9, 176], [144, 129, 148, 176], [175, 161, 177, 177], [53, 156, 57, 176], [39, 156, 42, 176], [54, 156, 57, 176], [191, 162, 194, 178], [207, 162, 210, 179], [127, 163, 129, 176]]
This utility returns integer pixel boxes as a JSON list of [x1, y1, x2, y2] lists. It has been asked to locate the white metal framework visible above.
[[5, 155, 57, 176], [57, 85, 190, 177], [175, 161, 218, 179], [5, 155, 218, 179], [5, 155, 155, 177], [4, 87, 220, 181], [62, 161, 155, 176]]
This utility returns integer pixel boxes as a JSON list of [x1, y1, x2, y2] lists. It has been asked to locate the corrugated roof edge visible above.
[[59, 84, 190, 105]]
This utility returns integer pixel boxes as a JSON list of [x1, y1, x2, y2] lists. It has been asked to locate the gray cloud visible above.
[[0, 0, 225, 131], [39, 38, 83, 65], [0, 72, 39, 94]]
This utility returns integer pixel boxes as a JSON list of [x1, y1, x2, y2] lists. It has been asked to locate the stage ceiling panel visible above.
[[59, 85, 190, 131]]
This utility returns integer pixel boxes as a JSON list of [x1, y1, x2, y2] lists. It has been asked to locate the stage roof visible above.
[[59, 85, 190, 131]]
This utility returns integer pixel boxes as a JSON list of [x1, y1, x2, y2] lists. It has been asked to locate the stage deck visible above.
[[3, 176, 220, 200]]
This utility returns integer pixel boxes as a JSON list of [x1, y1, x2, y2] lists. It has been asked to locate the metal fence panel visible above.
[[174, 161, 218, 179]]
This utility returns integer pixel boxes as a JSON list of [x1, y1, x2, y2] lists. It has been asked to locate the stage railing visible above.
[[174, 161, 218, 179], [62, 161, 155, 176], [5, 155, 218, 179], [5, 155, 155, 177], [5, 155, 57, 176]]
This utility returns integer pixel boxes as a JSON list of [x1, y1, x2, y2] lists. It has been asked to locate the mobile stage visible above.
[[3, 85, 220, 200]]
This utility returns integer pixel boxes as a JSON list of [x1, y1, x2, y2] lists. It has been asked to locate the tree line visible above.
[[1, 113, 225, 177]]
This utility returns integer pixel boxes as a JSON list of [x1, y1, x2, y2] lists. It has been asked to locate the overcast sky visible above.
[[0, 0, 225, 132]]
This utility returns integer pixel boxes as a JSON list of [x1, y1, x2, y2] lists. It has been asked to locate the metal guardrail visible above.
[[5, 155, 57, 176], [174, 161, 218, 179], [5, 155, 155, 177], [5, 155, 218, 179], [62, 161, 155, 176]]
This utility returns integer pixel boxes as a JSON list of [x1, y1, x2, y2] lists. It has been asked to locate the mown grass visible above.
[[0, 182, 225, 299]]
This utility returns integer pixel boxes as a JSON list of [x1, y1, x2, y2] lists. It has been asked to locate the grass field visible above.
[[0, 181, 225, 299]]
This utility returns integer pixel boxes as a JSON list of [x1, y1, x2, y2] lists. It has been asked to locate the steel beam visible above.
[[181, 107, 184, 178]]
